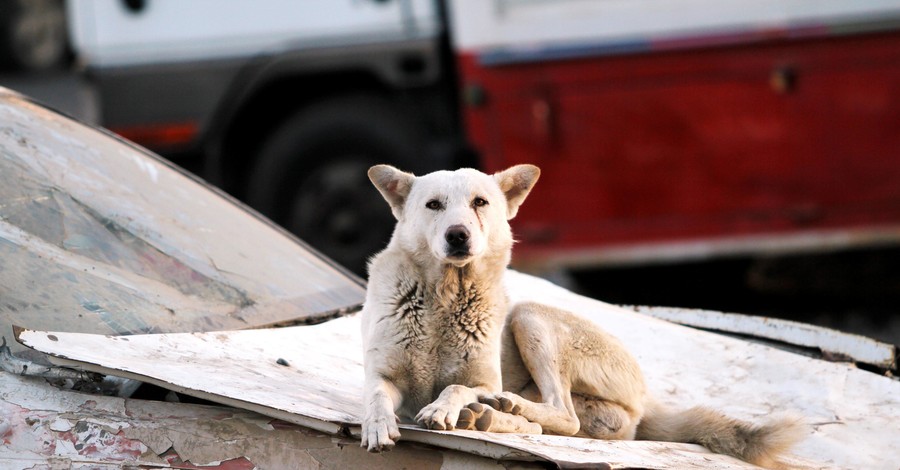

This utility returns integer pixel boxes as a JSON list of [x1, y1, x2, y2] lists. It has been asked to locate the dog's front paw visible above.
[[415, 400, 461, 431], [459, 402, 543, 434], [478, 391, 523, 415], [361, 414, 401, 452]]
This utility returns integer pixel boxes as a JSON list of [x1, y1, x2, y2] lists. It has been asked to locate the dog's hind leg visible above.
[[572, 394, 639, 440], [483, 304, 583, 436]]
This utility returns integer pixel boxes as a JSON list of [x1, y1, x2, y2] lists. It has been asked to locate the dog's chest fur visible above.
[[387, 267, 501, 410]]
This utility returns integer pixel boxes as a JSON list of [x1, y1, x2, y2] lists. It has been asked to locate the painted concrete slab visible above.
[[0, 372, 530, 469], [17, 272, 900, 469]]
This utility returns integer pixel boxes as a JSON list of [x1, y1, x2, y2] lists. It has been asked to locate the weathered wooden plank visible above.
[[14, 321, 761, 469], [15, 271, 900, 469], [14, 273, 900, 469]]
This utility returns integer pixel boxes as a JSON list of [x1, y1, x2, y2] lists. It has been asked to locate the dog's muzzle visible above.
[[444, 225, 471, 258]]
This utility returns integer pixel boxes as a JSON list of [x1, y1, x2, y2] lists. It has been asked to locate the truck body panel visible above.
[[63, 0, 900, 270], [451, 0, 900, 266]]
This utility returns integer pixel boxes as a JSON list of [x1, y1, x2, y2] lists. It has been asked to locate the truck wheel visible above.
[[247, 96, 427, 276], [0, 0, 67, 71]]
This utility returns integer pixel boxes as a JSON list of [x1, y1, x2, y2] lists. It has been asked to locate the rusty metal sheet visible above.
[[18, 271, 900, 469], [0, 89, 364, 354]]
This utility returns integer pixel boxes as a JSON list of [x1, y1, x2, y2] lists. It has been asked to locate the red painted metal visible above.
[[110, 121, 200, 151], [458, 31, 900, 265]]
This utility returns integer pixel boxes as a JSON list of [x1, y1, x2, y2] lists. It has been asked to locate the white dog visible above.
[[361, 165, 804, 468]]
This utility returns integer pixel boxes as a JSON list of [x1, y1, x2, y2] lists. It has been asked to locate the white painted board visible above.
[[0, 89, 365, 354], [18, 272, 900, 469], [632, 305, 897, 368]]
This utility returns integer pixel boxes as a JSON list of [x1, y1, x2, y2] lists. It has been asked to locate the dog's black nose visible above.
[[445, 225, 470, 249]]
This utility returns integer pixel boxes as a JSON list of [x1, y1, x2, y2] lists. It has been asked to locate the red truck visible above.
[[66, 0, 900, 276]]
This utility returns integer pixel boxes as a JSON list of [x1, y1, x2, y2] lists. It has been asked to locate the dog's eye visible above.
[[426, 200, 444, 210], [473, 197, 488, 208]]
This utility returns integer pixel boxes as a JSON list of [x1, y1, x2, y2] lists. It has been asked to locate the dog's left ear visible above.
[[369, 164, 415, 219], [494, 164, 540, 219]]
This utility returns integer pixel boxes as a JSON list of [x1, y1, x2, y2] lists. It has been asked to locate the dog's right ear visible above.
[[368, 165, 415, 219]]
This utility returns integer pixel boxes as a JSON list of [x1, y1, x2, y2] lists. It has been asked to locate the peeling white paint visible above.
[[0, 372, 520, 469], [48, 418, 72, 432], [52, 439, 78, 456]]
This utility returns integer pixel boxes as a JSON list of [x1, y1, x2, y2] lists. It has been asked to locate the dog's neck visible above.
[[426, 250, 509, 314]]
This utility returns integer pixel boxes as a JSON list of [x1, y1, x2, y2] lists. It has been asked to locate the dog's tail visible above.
[[636, 400, 806, 468]]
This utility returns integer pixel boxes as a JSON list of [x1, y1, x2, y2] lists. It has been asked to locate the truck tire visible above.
[[247, 95, 428, 276], [0, 0, 67, 71]]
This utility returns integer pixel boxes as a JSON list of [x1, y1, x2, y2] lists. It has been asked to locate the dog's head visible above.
[[369, 165, 540, 267]]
